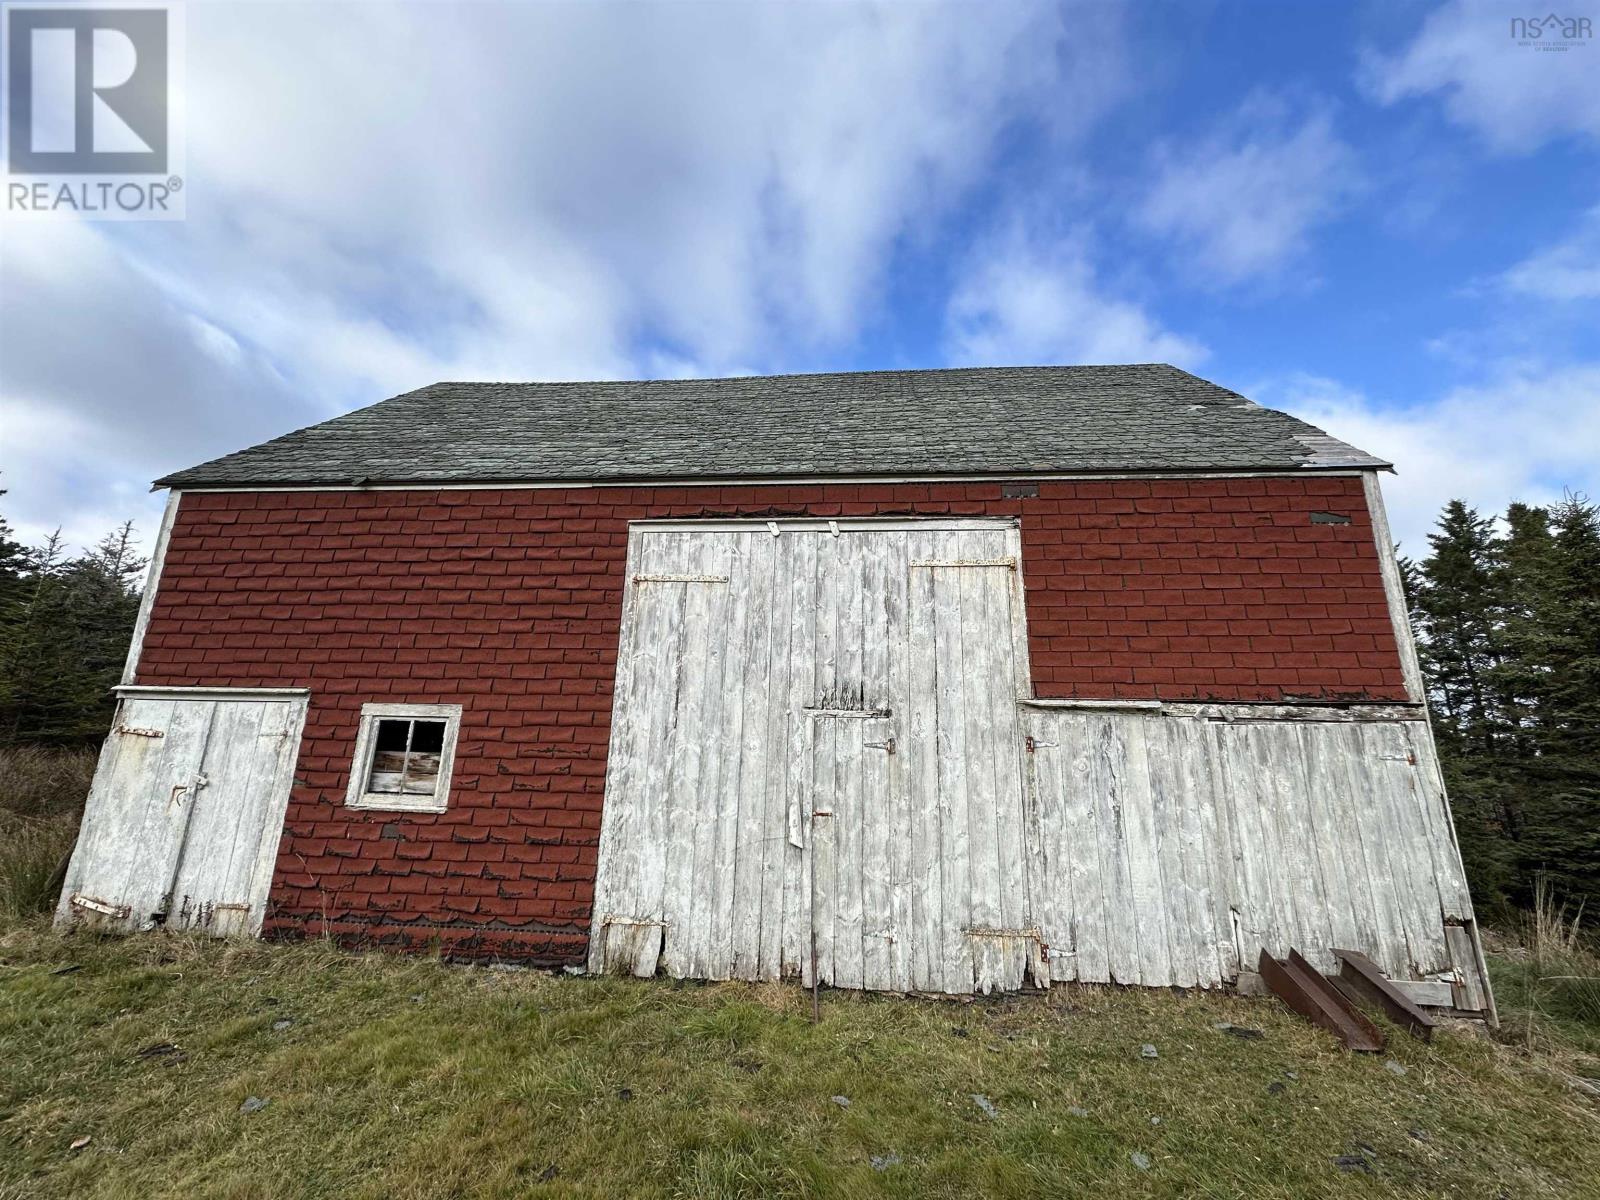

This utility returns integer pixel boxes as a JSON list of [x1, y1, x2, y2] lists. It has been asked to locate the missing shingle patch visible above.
[[1310, 511, 1353, 525]]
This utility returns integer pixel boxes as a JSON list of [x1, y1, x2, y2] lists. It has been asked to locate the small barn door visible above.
[[57, 688, 308, 937]]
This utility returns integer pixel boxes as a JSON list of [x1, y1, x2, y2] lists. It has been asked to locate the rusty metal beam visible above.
[[1334, 949, 1438, 1042], [1259, 948, 1386, 1052]]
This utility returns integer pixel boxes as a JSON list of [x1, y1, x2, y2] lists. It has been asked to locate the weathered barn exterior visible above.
[[57, 365, 1494, 1015]]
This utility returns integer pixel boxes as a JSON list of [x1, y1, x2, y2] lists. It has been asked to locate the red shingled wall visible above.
[[132, 475, 1407, 961]]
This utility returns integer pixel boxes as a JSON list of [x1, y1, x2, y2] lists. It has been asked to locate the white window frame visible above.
[[344, 702, 463, 814]]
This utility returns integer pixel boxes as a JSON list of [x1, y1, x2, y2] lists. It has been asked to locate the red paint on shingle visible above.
[[133, 476, 1406, 962]]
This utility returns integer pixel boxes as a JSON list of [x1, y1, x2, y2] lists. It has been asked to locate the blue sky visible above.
[[1, 0, 1597, 556]]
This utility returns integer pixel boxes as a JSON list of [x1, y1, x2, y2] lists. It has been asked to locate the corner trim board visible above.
[[120, 489, 181, 687], [1362, 473, 1425, 704]]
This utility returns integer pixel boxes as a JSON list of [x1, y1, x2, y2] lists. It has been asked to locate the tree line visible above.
[[0, 488, 1595, 913], [0, 492, 146, 745], [1405, 494, 1600, 915]]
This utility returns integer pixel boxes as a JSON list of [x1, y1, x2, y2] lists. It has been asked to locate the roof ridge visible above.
[[420, 362, 1183, 389]]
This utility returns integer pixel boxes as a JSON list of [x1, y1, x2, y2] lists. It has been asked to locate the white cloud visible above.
[[1, 1, 1130, 551], [1363, 1, 1600, 151], [943, 221, 1208, 368], [1255, 364, 1600, 553], [1500, 204, 1600, 300], [1133, 95, 1358, 285]]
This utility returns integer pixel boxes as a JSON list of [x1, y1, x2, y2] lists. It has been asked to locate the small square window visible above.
[[345, 703, 462, 813]]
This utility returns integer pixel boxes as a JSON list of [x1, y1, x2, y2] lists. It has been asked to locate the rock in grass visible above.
[[1130, 1151, 1152, 1171], [971, 1094, 999, 1119], [1213, 1022, 1265, 1040], [870, 1153, 901, 1172], [1068, 1106, 1090, 1118], [1384, 1059, 1408, 1077], [831, 1095, 851, 1108], [240, 1097, 269, 1115], [1140, 1043, 1158, 1059], [1333, 1154, 1371, 1173], [271, 1018, 294, 1032], [1266, 1081, 1287, 1096], [69, 1135, 91, 1152]]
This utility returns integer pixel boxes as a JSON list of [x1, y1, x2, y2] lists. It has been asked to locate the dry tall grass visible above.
[[0, 745, 94, 918], [1497, 874, 1600, 1054]]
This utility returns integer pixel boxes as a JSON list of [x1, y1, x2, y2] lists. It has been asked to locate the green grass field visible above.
[[2, 920, 1598, 1199]]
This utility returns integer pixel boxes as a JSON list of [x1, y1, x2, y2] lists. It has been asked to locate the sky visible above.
[[1, 0, 1597, 559]]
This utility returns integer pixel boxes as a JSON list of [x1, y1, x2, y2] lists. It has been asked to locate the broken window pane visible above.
[[410, 720, 445, 754], [402, 720, 446, 793], [367, 719, 413, 793], [364, 717, 449, 797]]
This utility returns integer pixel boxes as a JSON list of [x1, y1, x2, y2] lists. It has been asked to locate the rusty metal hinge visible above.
[[70, 893, 131, 919]]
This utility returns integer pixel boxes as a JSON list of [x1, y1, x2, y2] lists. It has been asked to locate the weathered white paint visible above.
[[590, 520, 1038, 994], [590, 517, 1492, 1011], [343, 702, 463, 814], [1023, 706, 1491, 1006], [1362, 472, 1497, 1023], [1363, 473, 1426, 705], [57, 690, 308, 938], [119, 489, 181, 686]]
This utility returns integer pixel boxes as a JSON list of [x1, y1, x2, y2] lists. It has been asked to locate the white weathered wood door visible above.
[[1022, 705, 1491, 1006], [591, 519, 1039, 994], [56, 688, 308, 937]]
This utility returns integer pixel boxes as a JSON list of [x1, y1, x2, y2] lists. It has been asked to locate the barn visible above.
[[57, 364, 1495, 1017]]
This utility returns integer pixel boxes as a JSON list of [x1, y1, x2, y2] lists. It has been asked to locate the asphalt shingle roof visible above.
[[154, 364, 1388, 489]]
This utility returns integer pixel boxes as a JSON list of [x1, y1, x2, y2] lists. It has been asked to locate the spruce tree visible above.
[[1515, 496, 1600, 905], [0, 510, 147, 746]]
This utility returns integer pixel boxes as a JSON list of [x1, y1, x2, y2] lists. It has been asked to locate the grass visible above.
[[0, 747, 92, 920], [2, 921, 1599, 1199], [3, 745, 1598, 1196], [1489, 877, 1600, 1062]]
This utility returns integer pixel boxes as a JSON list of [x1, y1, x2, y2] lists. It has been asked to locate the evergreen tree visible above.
[[1513, 497, 1600, 906], [1411, 493, 1600, 910], [0, 507, 146, 746], [1413, 501, 1503, 755]]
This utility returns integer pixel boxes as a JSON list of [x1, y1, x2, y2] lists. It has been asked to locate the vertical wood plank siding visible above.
[[590, 522, 1487, 1003], [1023, 707, 1478, 991]]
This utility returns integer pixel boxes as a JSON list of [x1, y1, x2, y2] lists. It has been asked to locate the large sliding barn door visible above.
[[590, 520, 1038, 994], [57, 688, 308, 937]]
